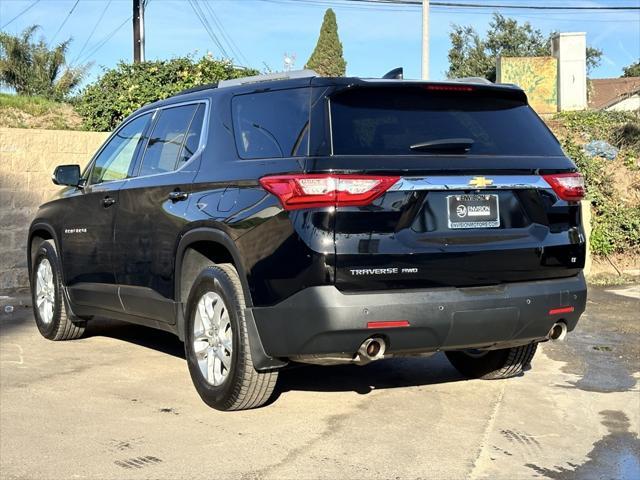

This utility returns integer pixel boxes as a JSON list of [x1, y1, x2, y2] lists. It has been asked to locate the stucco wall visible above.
[[0, 127, 109, 293], [552, 32, 588, 111]]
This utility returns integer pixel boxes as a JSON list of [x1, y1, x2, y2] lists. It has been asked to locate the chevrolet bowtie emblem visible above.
[[469, 176, 494, 188]]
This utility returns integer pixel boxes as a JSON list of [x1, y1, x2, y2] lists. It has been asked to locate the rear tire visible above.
[[31, 240, 85, 341], [184, 263, 278, 411], [446, 343, 538, 380]]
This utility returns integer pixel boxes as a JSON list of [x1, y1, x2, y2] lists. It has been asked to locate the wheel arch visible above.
[[28, 223, 60, 285], [175, 228, 253, 309]]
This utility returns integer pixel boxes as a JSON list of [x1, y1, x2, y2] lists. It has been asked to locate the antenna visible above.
[[283, 52, 297, 72], [382, 67, 404, 80]]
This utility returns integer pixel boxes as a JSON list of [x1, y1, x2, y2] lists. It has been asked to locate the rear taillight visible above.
[[259, 174, 399, 210], [542, 172, 585, 202]]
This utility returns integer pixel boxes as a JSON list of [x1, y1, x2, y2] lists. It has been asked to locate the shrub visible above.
[[552, 111, 640, 257], [76, 55, 257, 131]]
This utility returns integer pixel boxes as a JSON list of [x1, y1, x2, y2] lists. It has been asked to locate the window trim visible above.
[[133, 99, 210, 180], [83, 98, 210, 187]]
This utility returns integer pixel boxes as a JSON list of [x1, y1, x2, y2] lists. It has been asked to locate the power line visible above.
[[187, 0, 230, 58], [78, 14, 131, 65], [1, 0, 41, 30], [201, 1, 251, 65], [49, 0, 81, 46], [257, 0, 640, 13], [71, 0, 112, 65], [339, 0, 640, 10]]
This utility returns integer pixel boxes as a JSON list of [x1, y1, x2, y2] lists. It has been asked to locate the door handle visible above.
[[168, 190, 189, 202], [102, 196, 116, 208]]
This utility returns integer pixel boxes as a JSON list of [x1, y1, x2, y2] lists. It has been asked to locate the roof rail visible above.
[[218, 69, 318, 88], [174, 82, 218, 96], [451, 76, 493, 85]]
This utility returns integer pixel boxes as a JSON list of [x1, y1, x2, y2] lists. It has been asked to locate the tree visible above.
[[447, 14, 602, 81], [305, 9, 346, 77], [0, 25, 88, 100], [77, 55, 257, 131], [621, 61, 640, 78]]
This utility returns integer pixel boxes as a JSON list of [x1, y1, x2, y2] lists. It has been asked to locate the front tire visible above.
[[446, 343, 538, 380], [31, 240, 85, 341], [184, 264, 278, 411]]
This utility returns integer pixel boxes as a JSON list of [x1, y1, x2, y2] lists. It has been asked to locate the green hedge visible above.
[[553, 111, 640, 256], [76, 56, 257, 131]]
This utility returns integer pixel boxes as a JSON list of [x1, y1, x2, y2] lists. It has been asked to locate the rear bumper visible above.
[[251, 274, 587, 357]]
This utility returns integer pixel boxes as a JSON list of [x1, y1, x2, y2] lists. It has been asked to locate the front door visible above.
[[63, 112, 153, 311]]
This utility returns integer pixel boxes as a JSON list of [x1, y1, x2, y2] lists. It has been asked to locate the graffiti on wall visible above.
[[497, 56, 558, 114]]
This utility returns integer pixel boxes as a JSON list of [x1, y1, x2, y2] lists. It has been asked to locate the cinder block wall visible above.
[[0, 128, 109, 293]]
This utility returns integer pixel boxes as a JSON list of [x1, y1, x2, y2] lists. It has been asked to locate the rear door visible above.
[[113, 101, 207, 323], [318, 85, 586, 291]]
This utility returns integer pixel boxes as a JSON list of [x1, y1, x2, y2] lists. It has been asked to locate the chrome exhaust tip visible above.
[[548, 322, 568, 341], [357, 337, 386, 362]]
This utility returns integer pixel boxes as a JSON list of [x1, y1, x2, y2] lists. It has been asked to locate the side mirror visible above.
[[52, 165, 82, 187]]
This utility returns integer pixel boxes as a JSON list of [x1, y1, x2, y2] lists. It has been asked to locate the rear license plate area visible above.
[[447, 194, 500, 229]]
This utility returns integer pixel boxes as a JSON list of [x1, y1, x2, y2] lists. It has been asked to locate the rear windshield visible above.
[[329, 87, 563, 156]]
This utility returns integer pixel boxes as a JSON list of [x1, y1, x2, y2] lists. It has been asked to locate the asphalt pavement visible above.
[[0, 285, 638, 480]]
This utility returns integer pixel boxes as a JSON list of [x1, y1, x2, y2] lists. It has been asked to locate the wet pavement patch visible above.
[[525, 411, 640, 479], [543, 286, 639, 394]]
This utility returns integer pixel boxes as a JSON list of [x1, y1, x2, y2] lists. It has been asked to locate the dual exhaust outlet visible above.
[[359, 321, 567, 364]]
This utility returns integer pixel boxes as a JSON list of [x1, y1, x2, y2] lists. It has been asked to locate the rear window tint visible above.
[[177, 103, 205, 166], [330, 87, 563, 156], [139, 104, 198, 176], [232, 88, 310, 159]]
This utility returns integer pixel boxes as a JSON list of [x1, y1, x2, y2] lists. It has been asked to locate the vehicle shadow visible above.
[[84, 317, 468, 397], [272, 355, 466, 399], [84, 317, 186, 359]]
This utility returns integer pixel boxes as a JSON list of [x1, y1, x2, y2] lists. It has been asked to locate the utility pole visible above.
[[422, 0, 429, 80], [133, 0, 145, 63]]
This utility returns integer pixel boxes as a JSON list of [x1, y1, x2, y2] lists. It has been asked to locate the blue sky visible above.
[[1, 0, 639, 86]]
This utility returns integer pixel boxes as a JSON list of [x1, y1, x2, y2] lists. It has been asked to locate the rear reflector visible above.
[[549, 306, 575, 315], [542, 173, 585, 201], [259, 174, 399, 210], [367, 320, 410, 329]]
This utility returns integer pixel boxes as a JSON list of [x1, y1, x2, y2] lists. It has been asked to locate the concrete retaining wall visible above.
[[0, 127, 109, 293]]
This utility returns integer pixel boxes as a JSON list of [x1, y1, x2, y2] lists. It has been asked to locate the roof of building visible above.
[[588, 77, 640, 110]]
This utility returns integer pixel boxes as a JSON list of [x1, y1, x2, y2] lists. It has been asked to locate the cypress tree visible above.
[[305, 9, 347, 77]]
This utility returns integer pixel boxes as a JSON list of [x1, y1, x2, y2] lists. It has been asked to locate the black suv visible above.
[[28, 71, 587, 411]]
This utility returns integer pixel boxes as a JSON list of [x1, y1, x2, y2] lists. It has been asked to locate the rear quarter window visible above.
[[330, 87, 563, 156], [232, 88, 310, 159]]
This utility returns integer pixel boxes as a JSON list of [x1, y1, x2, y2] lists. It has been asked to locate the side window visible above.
[[90, 113, 151, 185], [177, 103, 205, 166], [232, 88, 310, 159], [138, 104, 198, 177]]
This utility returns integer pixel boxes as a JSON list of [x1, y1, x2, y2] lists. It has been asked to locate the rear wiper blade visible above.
[[409, 138, 474, 153]]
